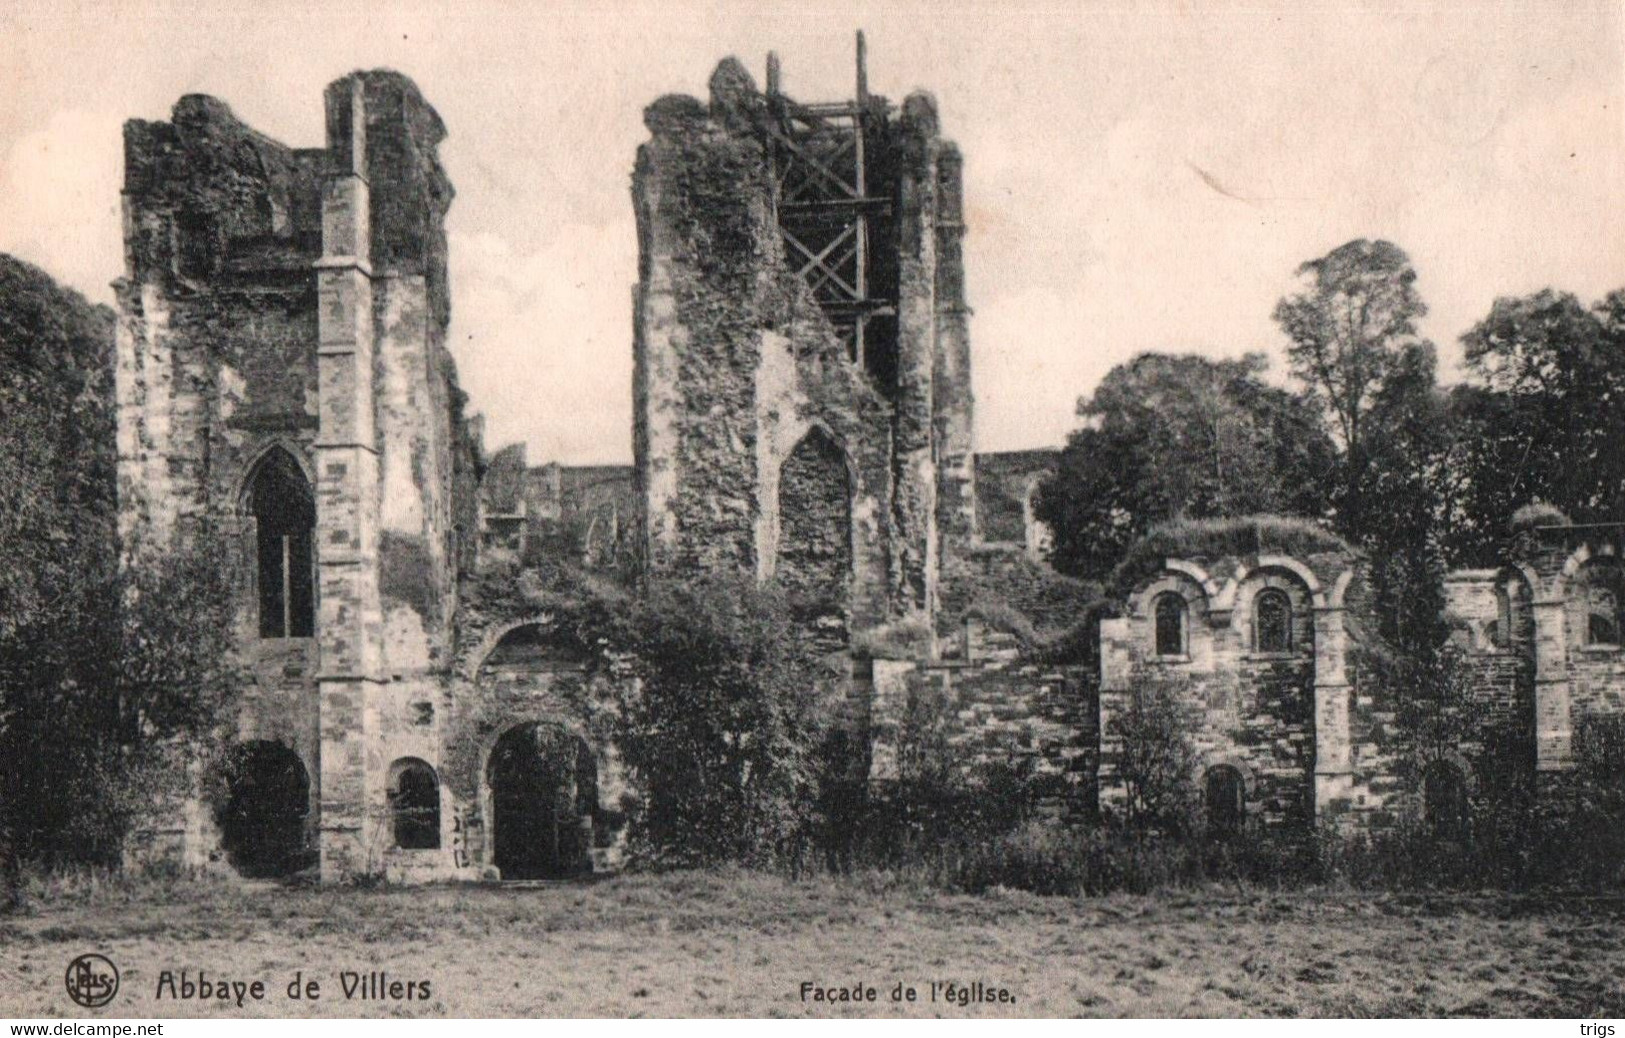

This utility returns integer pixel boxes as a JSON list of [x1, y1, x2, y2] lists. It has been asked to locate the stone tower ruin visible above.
[[116, 71, 479, 879], [631, 33, 976, 639]]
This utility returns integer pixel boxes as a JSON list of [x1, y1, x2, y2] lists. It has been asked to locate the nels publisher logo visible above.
[[64, 954, 119, 1009]]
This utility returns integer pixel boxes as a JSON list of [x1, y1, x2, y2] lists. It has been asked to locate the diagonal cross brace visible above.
[[781, 224, 861, 301], [767, 123, 860, 200]]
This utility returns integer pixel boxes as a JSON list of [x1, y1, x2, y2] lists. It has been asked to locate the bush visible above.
[[1106, 670, 1202, 835], [603, 574, 840, 871]]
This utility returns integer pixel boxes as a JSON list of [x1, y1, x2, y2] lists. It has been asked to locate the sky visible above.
[[1, 0, 1621, 464]]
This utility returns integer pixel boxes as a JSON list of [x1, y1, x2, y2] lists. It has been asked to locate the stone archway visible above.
[[218, 741, 310, 878], [486, 722, 597, 880]]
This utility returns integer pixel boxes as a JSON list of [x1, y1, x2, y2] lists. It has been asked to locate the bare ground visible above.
[[2, 871, 1624, 1018]]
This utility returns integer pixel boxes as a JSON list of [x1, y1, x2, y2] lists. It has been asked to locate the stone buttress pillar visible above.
[[1532, 588, 1572, 770], [932, 142, 976, 546], [1312, 595, 1354, 818], [314, 77, 385, 878], [891, 92, 941, 620]]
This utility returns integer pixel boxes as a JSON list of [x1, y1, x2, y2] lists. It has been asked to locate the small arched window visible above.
[[390, 760, 440, 850], [1154, 593, 1187, 657], [1254, 588, 1293, 653], [1491, 585, 1511, 649], [1493, 571, 1532, 650], [248, 450, 315, 639], [1588, 578, 1621, 646], [1422, 760, 1468, 842], [1204, 766, 1245, 838]]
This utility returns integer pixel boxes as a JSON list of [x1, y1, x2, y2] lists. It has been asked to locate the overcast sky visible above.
[[2, 0, 1621, 463]]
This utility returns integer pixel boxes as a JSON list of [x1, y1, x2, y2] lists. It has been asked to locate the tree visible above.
[[1355, 340, 1454, 656], [0, 255, 241, 906], [1036, 352, 1334, 581], [0, 255, 115, 901], [604, 574, 839, 868], [1449, 289, 1625, 562], [1108, 670, 1200, 835], [1273, 239, 1429, 535]]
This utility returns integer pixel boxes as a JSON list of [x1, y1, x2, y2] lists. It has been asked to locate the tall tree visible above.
[[1035, 352, 1334, 581], [1448, 289, 1625, 563], [1273, 239, 1429, 535], [0, 255, 241, 905], [1355, 340, 1453, 657]]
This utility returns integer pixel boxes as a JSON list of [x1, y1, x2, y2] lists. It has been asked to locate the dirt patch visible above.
[[3, 873, 1623, 1017]]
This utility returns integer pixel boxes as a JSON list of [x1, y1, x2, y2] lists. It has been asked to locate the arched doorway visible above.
[[487, 723, 597, 880], [1203, 765, 1245, 839], [218, 741, 310, 878]]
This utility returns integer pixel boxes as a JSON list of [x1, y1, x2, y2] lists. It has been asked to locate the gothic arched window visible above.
[[390, 760, 441, 850], [776, 428, 853, 638], [1154, 593, 1187, 657], [248, 450, 315, 639], [1254, 588, 1293, 653]]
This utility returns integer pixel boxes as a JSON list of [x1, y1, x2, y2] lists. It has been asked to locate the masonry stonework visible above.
[[111, 51, 1625, 884], [117, 71, 634, 883]]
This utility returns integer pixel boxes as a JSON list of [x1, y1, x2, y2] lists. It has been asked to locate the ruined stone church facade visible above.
[[113, 49, 1017, 883], [116, 70, 636, 882], [112, 49, 1622, 884]]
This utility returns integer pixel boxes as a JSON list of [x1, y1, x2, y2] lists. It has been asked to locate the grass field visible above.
[[3, 871, 1624, 1018]]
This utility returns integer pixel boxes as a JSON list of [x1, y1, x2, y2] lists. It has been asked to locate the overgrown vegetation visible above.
[[0, 256, 242, 910], [603, 575, 840, 869], [1035, 351, 1336, 582], [1109, 515, 1350, 596]]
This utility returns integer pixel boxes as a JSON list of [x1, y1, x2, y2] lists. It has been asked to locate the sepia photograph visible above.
[[1, 0, 1624, 1022]]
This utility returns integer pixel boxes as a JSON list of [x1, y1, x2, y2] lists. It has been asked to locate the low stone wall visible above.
[[866, 642, 1096, 820]]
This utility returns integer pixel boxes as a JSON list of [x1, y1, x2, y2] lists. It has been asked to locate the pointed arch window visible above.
[[248, 450, 315, 639]]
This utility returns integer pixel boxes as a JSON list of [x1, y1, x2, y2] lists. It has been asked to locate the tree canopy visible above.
[[1035, 352, 1335, 581], [1446, 289, 1625, 563], [1273, 239, 1430, 534]]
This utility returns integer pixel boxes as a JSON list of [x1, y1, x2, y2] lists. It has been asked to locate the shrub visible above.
[[604, 574, 839, 871], [1106, 670, 1201, 835]]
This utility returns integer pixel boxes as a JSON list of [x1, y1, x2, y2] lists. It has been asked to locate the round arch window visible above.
[[1153, 593, 1187, 657]]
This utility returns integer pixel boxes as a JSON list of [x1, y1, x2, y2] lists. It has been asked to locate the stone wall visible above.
[[1100, 547, 1360, 838], [117, 70, 480, 882], [1480, 526, 1625, 786], [866, 648, 1097, 820], [973, 449, 1057, 553], [475, 445, 636, 570]]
